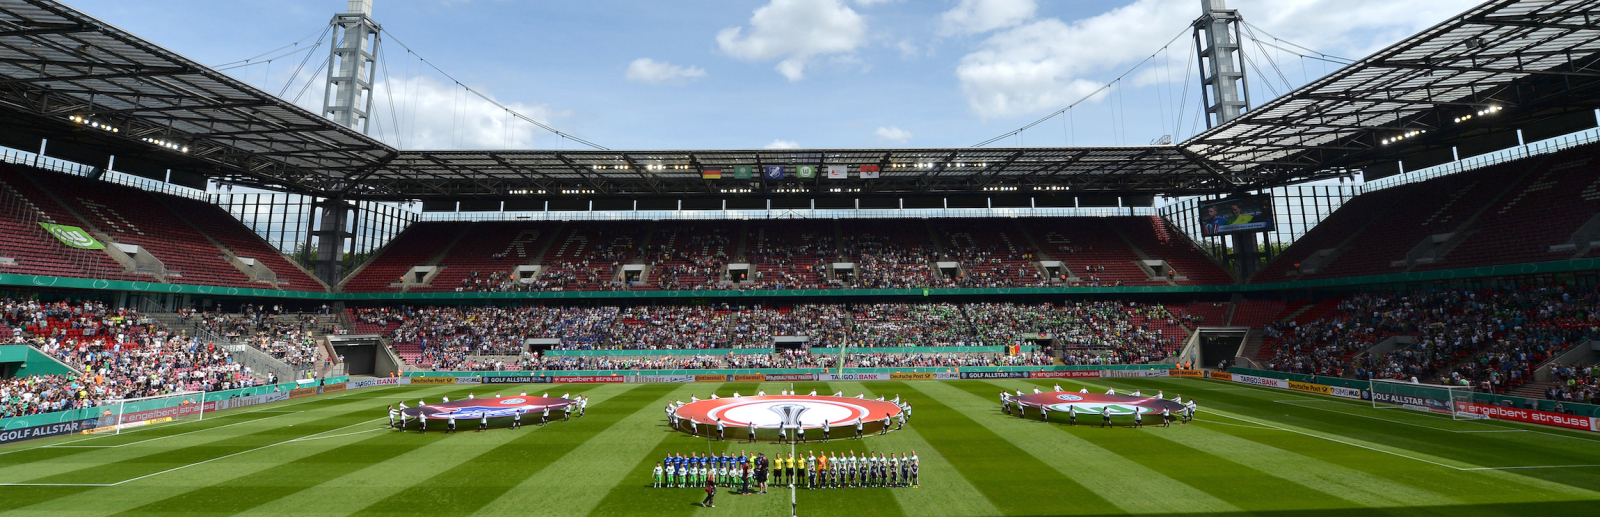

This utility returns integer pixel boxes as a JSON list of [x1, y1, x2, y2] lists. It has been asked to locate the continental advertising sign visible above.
[[695, 375, 726, 383], [409, 377, 459, 385], [732, 374, 767, 382], [322, 382, 347, 394], [889, 372, 935, 381], [289, 387, 319, 399], [1207, 371, 1233, 381], [1169, 369, 1203, 378]]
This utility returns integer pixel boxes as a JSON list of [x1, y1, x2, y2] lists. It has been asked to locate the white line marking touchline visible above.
[[45, 412, 303, 448], [0, 417, 387, 487]]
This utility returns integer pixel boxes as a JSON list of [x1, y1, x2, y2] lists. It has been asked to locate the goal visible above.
[[1369, 378, 1485, 420], [93, 391, 208, 434]]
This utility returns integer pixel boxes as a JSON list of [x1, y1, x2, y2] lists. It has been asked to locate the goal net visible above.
[[92, 391, 208, 434], [1369, 379, 1486, 420]]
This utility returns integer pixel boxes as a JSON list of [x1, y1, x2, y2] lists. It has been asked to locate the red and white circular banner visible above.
[[674, 395, 901, 429], [1012, 392, 1187, 415]]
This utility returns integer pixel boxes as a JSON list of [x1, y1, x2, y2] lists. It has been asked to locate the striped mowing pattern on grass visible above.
[[1, 379, 1598, 517]]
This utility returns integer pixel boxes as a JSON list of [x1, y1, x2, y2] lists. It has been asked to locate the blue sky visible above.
[[64, 0, 1479, 151]]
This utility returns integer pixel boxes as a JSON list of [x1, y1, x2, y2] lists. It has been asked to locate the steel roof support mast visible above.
[[324, 0, 381, 133], [1194, 0, 1250, 128], [1194, 0, 1263, 283], [313, 0, 379, 288]]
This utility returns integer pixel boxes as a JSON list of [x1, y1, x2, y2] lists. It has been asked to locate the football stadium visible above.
[[2, 0, 1600, 515]]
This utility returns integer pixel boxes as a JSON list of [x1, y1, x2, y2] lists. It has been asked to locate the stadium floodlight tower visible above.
[[323, 0, 381, 133], [308, 0, 380, 286], [1193, 0, 1265, 280], [1193, 0, 1250, 128]]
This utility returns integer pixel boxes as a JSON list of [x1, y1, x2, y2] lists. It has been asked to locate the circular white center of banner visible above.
[[710, 400, 865, 427]]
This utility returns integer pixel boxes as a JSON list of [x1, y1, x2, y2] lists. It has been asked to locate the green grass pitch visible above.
[[3, 377, 1599, 516]]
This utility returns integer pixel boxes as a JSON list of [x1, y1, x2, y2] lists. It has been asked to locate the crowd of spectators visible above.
[[1, 298, 261, 418], [1260, 285, 1600, 394], [1546, 362, 1599, 405], [369, 301, 1189, 371], [193, 304, 327, 368]]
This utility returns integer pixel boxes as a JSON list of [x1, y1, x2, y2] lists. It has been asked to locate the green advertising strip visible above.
[[544, 348, 775, 357], [1223, 367, 1600, 418], [407, 363, 1163, 378], [0, 345, 80, 377], [0, 380, 310, 432], [541, 345, 1037, 357], [37, 222, 104, 250]]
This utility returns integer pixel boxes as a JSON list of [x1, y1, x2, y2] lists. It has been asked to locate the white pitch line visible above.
[[287, 427, 387, 442], [0, 417, 386, 487], [1204, 411, 1472, 471], [45, 412, 303, 448], [0, 385, 401, 456], [1272, 399, 1521, 434], [1459, 464, 1600, 470]]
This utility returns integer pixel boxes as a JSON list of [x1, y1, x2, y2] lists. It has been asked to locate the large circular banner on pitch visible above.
[[1013, 392, 1185, 415], [401, 396, 574, 420], [674, 395, 901, 429]]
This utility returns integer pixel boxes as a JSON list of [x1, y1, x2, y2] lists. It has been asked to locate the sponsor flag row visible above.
[[700, 165, 881, 180]]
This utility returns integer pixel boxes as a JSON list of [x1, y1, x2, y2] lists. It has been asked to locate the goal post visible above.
[[1368, 379, 1485, 420], [95, 391, 208, 434]]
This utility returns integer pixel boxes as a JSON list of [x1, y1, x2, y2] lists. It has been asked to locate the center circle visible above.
[[712, 401, 862, 427]]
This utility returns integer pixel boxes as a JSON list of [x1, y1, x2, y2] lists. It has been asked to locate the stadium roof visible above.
[[1, 0, 1599, 201], [0, 0, 395, 194], [1185, 0, 1600, 184]]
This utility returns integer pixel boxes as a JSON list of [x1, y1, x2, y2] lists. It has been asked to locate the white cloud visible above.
[[624, 58, 707, 85], [716, 0, 868, 81], [955, 0, 1480, 119], [874, 126, 912, 143], [344, 75, 570, 150], [852, 0, 899, 5], [764, 139, 802, 149], [940, 0, 1037, 35]]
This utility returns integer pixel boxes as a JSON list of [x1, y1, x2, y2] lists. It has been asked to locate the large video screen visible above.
[[1199, 195, 1274, 237]]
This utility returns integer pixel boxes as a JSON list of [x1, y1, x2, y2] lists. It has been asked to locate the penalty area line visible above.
[[1203, 411, 1474, 472], [1272, 399, 1523, 434]]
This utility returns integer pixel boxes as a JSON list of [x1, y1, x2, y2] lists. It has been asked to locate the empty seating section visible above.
[[1260, 142, 1600, 282], [342, 222, 467, 292], [1018, 218, 1151, 285], [1414, 146, 1600, 270], [1229, 300, 1286, 328], [0, 165, 138, 280], [28, 171, 257, 288], [1107, 216, 1234, 284], [1252, 190, 1405, 281], [0, 165, 323, 290], [162, 196, 323, 290], [415, 221, 562, 292]]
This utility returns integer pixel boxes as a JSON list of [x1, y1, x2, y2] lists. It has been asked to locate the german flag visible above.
[[702, 169, 722, 180]]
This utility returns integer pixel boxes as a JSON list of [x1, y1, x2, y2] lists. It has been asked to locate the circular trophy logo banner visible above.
[[674, 395, 901, 430]]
